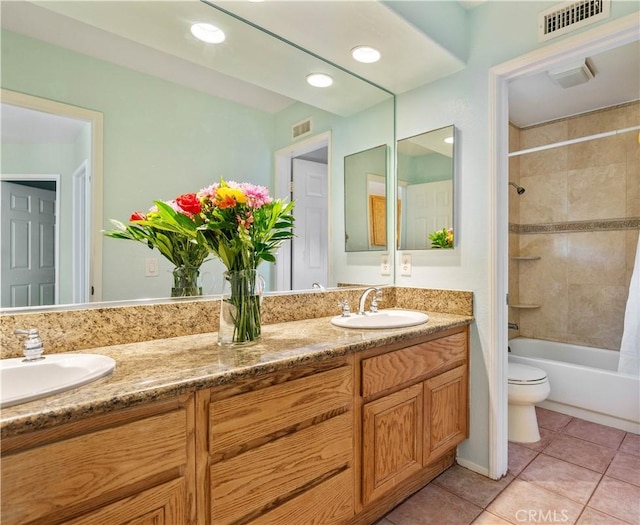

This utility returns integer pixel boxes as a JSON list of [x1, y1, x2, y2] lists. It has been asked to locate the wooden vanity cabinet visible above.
[[0, 394, 195, 525], [1, 325, 469, 525], [356, 327, 469, 519], [196, 356, 355, 525]]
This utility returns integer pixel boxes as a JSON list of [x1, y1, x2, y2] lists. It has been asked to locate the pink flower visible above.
[[237, 212, 254, 229], [198, 183, 219, 201], [240, 182, 272, 208]]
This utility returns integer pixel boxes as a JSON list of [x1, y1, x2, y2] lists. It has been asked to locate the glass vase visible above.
[[171, 265, 202, 297], [218, 269, 265, 345]]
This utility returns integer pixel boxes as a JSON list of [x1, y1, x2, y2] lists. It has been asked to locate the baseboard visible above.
[[539, 400, 640, 434], [455, 455, 490, 478]]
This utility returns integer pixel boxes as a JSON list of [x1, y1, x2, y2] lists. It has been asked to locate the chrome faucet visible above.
[[358, 287, 382, 315], [14, 328, 45, 361], [508, 322, 519, 331], [337, 300, 351, 317]]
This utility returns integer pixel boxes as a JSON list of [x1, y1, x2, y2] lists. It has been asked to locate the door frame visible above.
[[274, 131, 331, 291], [488, 13, 639, 479], [72, 160, 91, 303], [1, 88, 104, 302], [1, 174, 61, 306]]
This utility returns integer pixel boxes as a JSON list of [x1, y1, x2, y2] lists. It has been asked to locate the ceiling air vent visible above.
[[538, 0, 610, 42], [292, 118, 312, 140]]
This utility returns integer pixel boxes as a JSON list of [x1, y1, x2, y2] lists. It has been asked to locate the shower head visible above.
[[509, 181, 525, 195]]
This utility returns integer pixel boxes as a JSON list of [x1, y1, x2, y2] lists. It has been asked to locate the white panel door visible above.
[[405, 180, 453, 250], [1, 182, 56, 307], [292, 159, 328, 289]]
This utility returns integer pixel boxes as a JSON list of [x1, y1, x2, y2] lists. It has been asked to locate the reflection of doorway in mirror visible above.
[[369, 195, 386, 246], [291, 158, 328, 290], [1, 177, 59, 307], [368, 195, 402, 249], [1, 91, 102, 308], [274, 131, 330, 291], [367, 174, 386, 248], [405, 180, 452, 250]]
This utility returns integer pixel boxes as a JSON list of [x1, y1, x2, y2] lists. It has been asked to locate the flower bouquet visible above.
[[428, 228, 454, 249], [104, 198, 210, 297], [144, 180, 295, 344]]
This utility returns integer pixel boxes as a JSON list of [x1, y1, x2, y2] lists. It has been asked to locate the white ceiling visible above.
[[508, 39, 640, 128], [2, 0, 638, 135], [215, 0, 466, 94]]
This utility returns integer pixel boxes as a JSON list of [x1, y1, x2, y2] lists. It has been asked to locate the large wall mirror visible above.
[[397, 125, 455, 250], [0, 1, 395, 310]]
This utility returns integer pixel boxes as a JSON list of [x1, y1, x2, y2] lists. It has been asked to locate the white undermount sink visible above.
[[330, 309, 429, 329], [0, 353, 116, 408]]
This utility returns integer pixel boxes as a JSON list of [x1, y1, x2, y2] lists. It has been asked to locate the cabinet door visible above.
[[423, 365, 468, 465], [62, 478, 186, 525], [362, 383, 423, 504], [1, 398, 193, 525]]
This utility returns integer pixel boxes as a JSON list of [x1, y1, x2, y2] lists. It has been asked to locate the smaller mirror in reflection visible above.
[[398, 125, 455, 250], [344, 145, 388, 252]]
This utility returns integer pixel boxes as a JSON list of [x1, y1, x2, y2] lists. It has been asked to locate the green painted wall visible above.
[[2, 30, 275, 301]]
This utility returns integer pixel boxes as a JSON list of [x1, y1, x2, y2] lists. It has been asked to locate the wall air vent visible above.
[[538, 0, 610, 42], [292, 118, 312, 139]]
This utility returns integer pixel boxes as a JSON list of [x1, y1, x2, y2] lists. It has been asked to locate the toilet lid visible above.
[[508, 362, 547, 384]]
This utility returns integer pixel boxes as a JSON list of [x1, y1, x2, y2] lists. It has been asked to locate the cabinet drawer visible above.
[[210, 412, 352, 525], [209, 365, 352, 459], [1, 409, 188, 525], [362, 331, 467, 398], [62, 478, 186, 525], [248, 468, 354, 525]]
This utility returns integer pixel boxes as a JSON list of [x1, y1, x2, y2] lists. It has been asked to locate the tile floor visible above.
[[376, 407, 640, 525]]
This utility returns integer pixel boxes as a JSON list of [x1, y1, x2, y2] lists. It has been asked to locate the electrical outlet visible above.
[[380, 255, 391, 276], [145, 258, 159, 277], [400, 254, 412, 276]]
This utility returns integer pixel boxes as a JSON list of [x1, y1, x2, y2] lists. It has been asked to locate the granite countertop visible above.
[[1, 311, 473, 439]]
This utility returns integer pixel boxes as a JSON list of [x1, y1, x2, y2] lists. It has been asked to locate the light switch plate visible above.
[[380, 255, 391, 276], [400, 254, 412, 276], [145, 258, 159, 277]]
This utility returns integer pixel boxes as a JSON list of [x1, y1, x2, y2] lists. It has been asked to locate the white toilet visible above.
[[507, 362, 550, 443]]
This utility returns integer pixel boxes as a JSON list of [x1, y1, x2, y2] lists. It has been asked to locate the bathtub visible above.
[[508, 338, 640, 434]]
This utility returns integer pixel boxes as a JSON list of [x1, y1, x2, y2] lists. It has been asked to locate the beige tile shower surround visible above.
[[0, 286, 472, 359], [508, 101, 640, 350]]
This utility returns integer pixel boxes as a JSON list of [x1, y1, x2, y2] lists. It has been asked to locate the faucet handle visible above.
[[337, 300, 351, 317], [370, 293, 383, 313], [14, 328, 45, 361]]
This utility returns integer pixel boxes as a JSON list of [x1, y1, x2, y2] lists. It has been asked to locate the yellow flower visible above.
[[215, 187, 247, 208]]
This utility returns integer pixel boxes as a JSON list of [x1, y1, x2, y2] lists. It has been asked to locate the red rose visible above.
[[176, 193, 202, 215], [129, 211, 146, 221]]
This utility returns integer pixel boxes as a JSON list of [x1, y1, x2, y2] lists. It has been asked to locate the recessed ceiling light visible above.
[[191, 23, 225, 44], [444, 136, 454, 144], [306, 73, 333, 88], [351, 46, 381, 64]]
